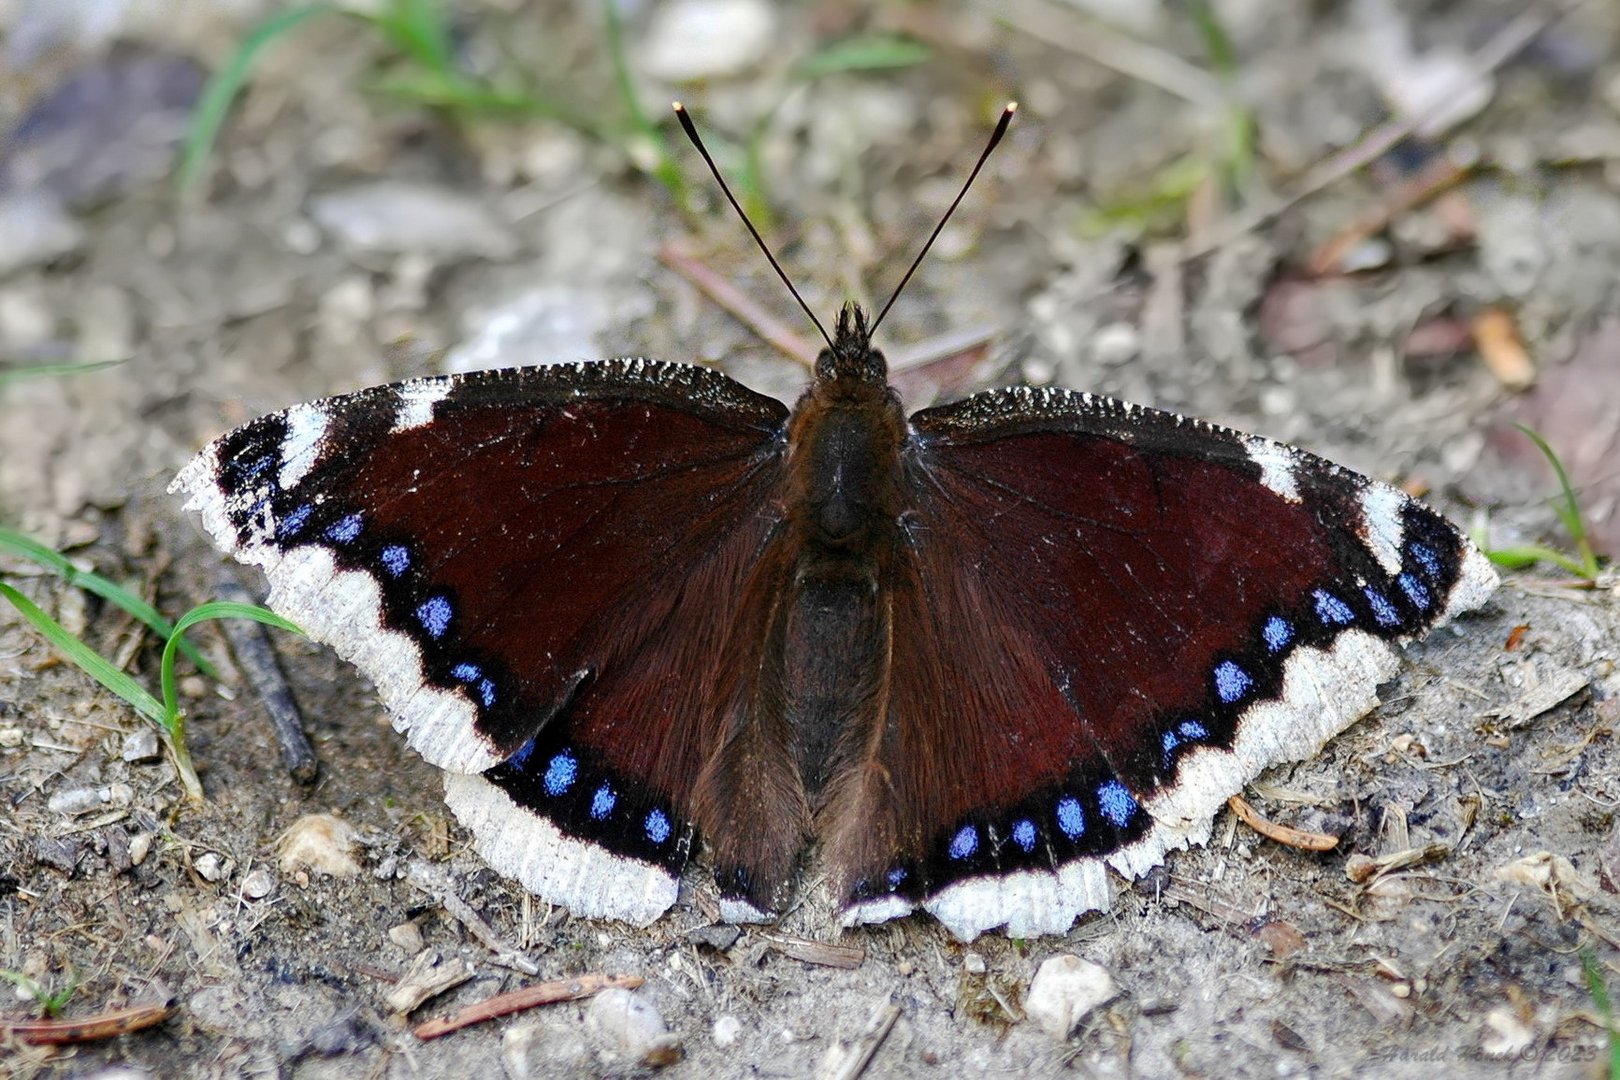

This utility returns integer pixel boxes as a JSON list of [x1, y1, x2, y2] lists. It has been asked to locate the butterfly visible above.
[[171, 105, 1497, 941]]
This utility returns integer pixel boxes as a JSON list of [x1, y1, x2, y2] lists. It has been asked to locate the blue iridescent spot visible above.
[[242, 454, 274, 479], [416, 595, 452, 639], [1161, 729, 1181, 761], [380, 545, 411, 577], [450, 662, 481, 681], [1410, 542, 1442, 579], [948, 825, 979, 860], [507, 738, 536, 770], [1314, 589, 1355, 626], [1263, 615, 1293, 653], [590, 783, 616, 821], [1097, 780, 1138, 828], [476, 678, 497, 708], [543, 751, 577, 796], [886, 867, 907, 889], [1213, 660, 1252, 704], [644, 808, 672, 845], [1363, 586, 1400, 627], [278, 503, 313, 538], [1011, 819, 1038, 852], [325, 513, 363, 544], [1179, 719, 1210, 741], [1397, 571, 1431, 610], [1055, 796, 1086, 839]]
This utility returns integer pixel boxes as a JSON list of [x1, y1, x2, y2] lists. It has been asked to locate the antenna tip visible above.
[[1006, 101, 1019, 113], [672, 101, 685, 113]]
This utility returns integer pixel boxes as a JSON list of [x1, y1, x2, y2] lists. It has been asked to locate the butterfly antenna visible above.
[[869, 102, 1017, 338], [673, 102, 836, 353]]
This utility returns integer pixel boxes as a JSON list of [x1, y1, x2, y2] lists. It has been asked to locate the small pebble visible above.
[[1025, 955, 1119, 1039], [639, 0, 775, 81], [309, 181, 517, 261], [686, 924, 741, 951], [47, 786, 104, 816], [47, 783, 133, 816], [712, 1014, 742, 1048], [240, 868, 274, 900], [388, 920, 426, 954], [0, 191, 85, 278], [33, 835, 81, 875], [194, 852, 231, 883], [277, 813, 361, 878], [121, 727, 162, 764], [0, 726, 23, 748], [128, 832, 152, 866], [1090, 322, 1141, 366], [585, 987, 681, 1068], [963, 952, 987, 975]]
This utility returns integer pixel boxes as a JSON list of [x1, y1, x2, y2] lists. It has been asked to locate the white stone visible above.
[[584, 987, 680, 1067], [276, 813, 361, 878], [640, 0, 775, 82], [240, 868, 274, 899], [120, 727, 161, 763], [1025, 955, 1118, 1039], [194, 852, 230, 883], [713, 1014, 742, 1048]]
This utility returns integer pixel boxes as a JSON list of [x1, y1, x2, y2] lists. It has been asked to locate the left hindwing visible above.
[[835, 386, 1495, 941]]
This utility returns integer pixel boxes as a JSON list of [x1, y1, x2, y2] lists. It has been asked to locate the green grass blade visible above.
[[792, 35, 931, 79], [366, 0, 455, 72], [156, 601, 301, 803], [0, 359, 126, 387], [177, 3, 339, 194], [159, 601, 301, 727], [1484, 544, 1592, 578], [1513, 423, 1601, 579], [602, 0, 686, 205], [1582, 951, 1620, 1079], [0, 527, 218, 677], [0, 582, 166, 726]]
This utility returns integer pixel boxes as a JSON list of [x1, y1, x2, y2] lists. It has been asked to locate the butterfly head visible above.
[[815, 303, 888, 385]]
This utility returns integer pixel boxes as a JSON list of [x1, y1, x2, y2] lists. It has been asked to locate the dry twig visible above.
[[413, 973, 643, 1041]]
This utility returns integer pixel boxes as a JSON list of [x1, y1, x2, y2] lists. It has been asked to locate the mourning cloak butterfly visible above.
[[172, 107, 1496, 941]]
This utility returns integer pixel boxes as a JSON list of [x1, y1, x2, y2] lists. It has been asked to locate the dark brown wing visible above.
[[830, 386, 1495, 940], [174, 360, 790, 924]]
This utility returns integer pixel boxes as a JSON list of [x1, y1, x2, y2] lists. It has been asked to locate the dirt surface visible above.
[[2, 1, 1619, 1077]]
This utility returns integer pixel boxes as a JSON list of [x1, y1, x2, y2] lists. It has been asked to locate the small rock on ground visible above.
[[1025, 955, 1119, 1039], [585, 987, 682, 1068]]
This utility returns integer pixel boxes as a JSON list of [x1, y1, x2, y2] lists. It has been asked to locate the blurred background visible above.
[[1, 1, 1618, 1075]]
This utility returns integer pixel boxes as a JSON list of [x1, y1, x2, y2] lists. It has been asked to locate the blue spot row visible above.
[[416, 594, 452, 639], [1012, 818, 1038, 852], [543, 751, 577, 797], [325, 512, 363, 544], [942, 780, 1143, 864], [1263, 615, 1293, 653], [1097, 781, 1137, 828], [523, 746, 673, 846], [1397, 571, 1430, 611], [1056, 796, 1085, 840], [449, 662, 497, 708], [1213, 660, 1252, 704], [1363, 586, 1400, 627], [278, 502, 312, 540], [381, 544, 411, 577], [1314, 589, 1355, 626], [1409, 542, 1442, 579]]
